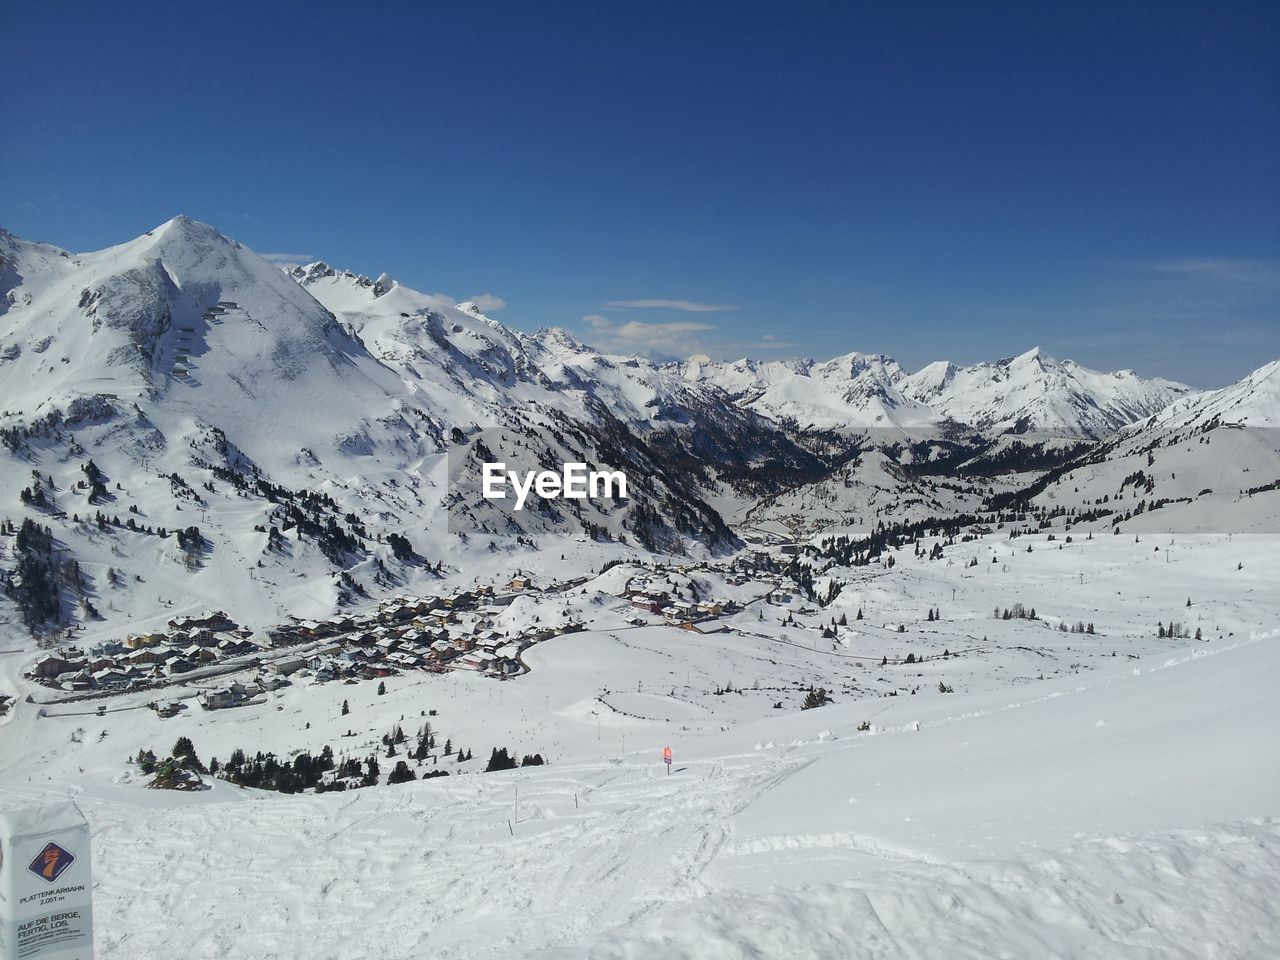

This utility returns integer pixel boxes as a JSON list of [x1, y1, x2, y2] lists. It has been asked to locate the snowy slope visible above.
[[1026, 359, 1280, 534], [1, 547, 1276, 959]]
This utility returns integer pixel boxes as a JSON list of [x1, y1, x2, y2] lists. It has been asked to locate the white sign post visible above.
[[0, 801, 94, 960]]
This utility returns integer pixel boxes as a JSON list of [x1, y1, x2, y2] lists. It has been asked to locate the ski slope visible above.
[[1, 609, 1276, 958]]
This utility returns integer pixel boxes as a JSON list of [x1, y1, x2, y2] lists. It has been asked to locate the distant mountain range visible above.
[[1, 217, 1275, 635], [680, 347, 1194, 439]]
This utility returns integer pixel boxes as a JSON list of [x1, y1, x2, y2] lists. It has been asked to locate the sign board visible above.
[[0, 802, 94, 960], [663, 746, 672, 768]]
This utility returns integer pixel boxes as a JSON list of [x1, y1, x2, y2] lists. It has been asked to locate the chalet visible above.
[[375, 637, 402, 655], [266, 627, 305, 647], [380, 605, 416, 623], [490, 658, 521, 677], [183, 645, 219, 664], [678, 621, 730, 634], [169, 611, 235, 631], [441, 590, 475, 609], [166, 657, 197, 675], [664, 600, 696, 622], [92, 669, 130, 689], [218, 638, 258, 657], [89, 639, 127, 658], [62, 671, 94, 692], [630, 595, 665, 614], [315, 664, 339, 683], [429, 639, 457, 662], [508, 575, 533, 591], [379, 596, 439, 621], [451, 634, 476, 652], [198, 688, 239, 710], [305, 653, 336, 672], [475, 631, 505, 653], [457, 652, 494, 671], [307, 657, 341, 681], [125, 648, 164, 667], [124, 633, 164, 650]]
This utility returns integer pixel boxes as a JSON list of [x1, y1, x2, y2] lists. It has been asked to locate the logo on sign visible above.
[[28, 841, 75, 884]]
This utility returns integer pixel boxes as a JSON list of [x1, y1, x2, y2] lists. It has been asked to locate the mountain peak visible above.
[[534, 326, 587, 352], [151, 215, 224, 243], [455, 300, 488, 318], [1010, 345, 1053, 366]]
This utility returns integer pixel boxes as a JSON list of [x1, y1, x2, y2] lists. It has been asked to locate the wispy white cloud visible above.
[[467, 293, 507, 313], [603, 298, 739, 313], [429, 292, 508, 314], [1137, 258, 1280, 289], [582, 313, 716, 355], [261, 251, 316, 267]]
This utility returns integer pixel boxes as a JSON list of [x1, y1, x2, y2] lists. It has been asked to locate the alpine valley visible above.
[[2, 219, 1278, 960]]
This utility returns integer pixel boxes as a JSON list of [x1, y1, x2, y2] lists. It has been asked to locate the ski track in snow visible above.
[[1, 623, 1275, 958]]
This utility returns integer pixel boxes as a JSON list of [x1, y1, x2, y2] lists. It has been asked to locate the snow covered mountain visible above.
[[899, 347, 1196, 438], [0, 216, 1264, 640], [679, 353, 941, 432], [1009, 359, 1280, 534], [0, 219, 782, 638], [681, 346, 1193, 439]]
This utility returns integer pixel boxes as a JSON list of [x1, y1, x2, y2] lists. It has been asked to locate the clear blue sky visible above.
[[2, 1, 1276, 386]]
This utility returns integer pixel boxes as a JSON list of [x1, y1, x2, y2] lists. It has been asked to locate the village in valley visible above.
[[19, 560, 773, 712]]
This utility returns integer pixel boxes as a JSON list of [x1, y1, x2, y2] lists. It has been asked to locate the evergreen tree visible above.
[[485, 747, 518, 772], [387, 760, 416, 784], [801, 687, 830, 710]]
